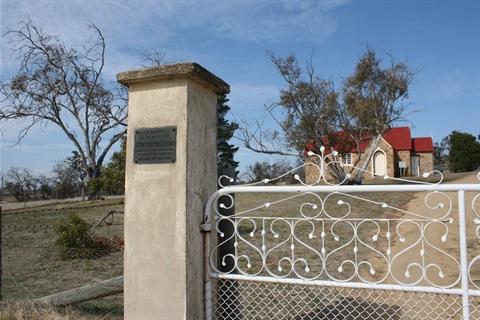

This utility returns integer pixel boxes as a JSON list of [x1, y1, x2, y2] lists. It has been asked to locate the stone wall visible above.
[[417, 152, 434, 175], [395, 150, 411, 177], [304, 139, 433, 184]]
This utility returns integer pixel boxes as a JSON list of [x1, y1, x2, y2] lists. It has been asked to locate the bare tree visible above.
[[5, 167, 34, 204], [141, 49, 167, 67], [0, 18, 127, 186]]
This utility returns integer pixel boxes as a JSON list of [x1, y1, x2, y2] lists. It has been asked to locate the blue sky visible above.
[[1, 0, 479, 175]]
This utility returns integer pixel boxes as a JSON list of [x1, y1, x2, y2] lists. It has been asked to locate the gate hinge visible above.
[[200, 223, 211, 232]]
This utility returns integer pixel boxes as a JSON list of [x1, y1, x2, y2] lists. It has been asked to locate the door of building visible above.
[[411, 156, 419, 176], [373, 151, 386, 176]]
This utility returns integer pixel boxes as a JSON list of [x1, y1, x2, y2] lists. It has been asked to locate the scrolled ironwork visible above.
[[205, 153, 480, 320], [468, 174, 480, 289]]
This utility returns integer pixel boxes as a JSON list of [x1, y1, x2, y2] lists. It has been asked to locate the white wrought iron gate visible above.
[[202, 162, 480, 319]]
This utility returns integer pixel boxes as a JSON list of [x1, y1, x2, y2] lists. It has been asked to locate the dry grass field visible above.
[[1, 198, 124, 319], [0, 171, 477, 319]]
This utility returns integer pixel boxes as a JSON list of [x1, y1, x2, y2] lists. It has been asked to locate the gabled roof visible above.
[[382, 127, 412, 150], [316, 126, 433, 154], [412, 137, 434, 152]]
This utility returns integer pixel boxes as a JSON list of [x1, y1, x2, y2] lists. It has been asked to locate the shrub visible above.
[[54, 213, 110, 260]]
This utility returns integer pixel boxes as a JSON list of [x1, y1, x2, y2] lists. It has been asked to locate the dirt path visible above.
[[384, 171, 479, 319], [396, 171, 479, 284]]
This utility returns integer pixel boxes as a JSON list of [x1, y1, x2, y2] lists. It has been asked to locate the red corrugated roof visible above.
[[382, 127, 412, 150], [331, 127, 413, 152], [317, 126, 433, 154], [412, 137, 434, 152]]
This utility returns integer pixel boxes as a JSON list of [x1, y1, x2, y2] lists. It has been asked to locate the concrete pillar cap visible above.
[[117, 62, 230, 95]]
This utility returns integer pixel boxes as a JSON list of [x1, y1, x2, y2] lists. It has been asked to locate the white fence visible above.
[[203, 165, 480, 319]]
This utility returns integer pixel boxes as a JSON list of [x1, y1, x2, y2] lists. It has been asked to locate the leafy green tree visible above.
[[217, 95, 239, 170], [101, 136, 126, 194], [433, 137, 449, 171], [52, 152, 87, 198], [447, 131, 480, 172]]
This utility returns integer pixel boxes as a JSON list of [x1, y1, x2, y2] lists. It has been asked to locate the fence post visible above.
[[458, 190, 471, 319], [218, 167, 236, 273], [217, 168, 240, 319], [117, 63, 229, 319], [0, 205, 2, 302]]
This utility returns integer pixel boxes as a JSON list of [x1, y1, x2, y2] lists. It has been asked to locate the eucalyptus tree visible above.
[[237, 52, 347, 182], [238, 47, 419, 183], [0, 18, 127, 184], [239, 51, 338, 155], [343, 47, 419, 183]]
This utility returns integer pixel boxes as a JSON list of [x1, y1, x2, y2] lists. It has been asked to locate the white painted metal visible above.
[[203, 152, 480, 319], [211, 273, 480, 297], [458, 190, 471, 319]]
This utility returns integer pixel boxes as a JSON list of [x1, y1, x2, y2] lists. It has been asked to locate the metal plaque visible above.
[[134, 126, 177, 164]]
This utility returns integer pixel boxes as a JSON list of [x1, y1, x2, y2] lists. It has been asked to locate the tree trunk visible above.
[[34, 276, 123, 307], [353, 134, 382, 184]]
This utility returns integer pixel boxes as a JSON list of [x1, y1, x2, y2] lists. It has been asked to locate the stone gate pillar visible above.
[[117, 63, 229, 319]]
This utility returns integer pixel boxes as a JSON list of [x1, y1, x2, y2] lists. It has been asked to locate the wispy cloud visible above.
[[1, 0, 350, 84], [0, 0, 351, 173], [425, 70, 471, 103], [1, 0, 349, 64]]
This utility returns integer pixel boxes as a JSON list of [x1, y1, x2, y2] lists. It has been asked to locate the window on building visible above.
[[342, 153, 352, 165]]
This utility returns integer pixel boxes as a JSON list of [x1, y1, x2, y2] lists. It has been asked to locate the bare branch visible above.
[[141, 49, 166, 67], [0, 18, 128, 182], [235, 114, 300, 157], [240, 47, 421, 184]]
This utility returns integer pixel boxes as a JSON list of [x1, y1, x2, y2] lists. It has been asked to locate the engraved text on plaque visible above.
[[134, 126, 177, 164]]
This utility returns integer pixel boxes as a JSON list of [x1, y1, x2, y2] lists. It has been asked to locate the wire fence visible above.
[[211, 277, 480, 319], [0, 199, 124, 319]]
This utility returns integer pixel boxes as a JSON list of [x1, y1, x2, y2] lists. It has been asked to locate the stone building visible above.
[[305, 127, 434, 184]]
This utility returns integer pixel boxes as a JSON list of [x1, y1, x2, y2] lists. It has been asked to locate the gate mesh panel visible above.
[[211, 277, 476, 319]]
